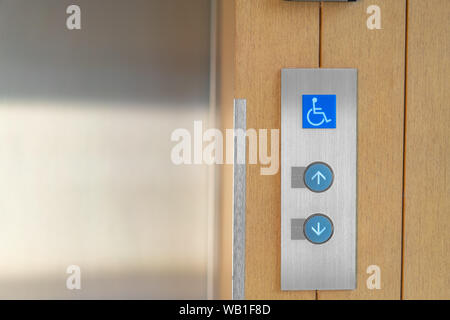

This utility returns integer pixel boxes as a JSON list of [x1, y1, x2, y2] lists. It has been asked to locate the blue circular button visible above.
[[304, 214, 334, 244], [304, 162, 334, 192]]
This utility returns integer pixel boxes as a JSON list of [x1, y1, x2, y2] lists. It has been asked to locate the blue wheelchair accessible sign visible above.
[[302, 95, 336, 129]]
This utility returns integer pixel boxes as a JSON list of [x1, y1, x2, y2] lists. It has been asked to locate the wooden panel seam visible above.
[[400, 0, 409, 301]]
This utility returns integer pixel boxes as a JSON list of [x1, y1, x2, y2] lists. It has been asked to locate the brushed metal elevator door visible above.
[[0, 0, 212, 299]]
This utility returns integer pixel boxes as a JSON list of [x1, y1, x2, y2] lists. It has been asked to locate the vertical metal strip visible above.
[[232, 99, 246, 300]]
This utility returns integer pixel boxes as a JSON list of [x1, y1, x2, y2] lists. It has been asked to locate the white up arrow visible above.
[[311, 222, 326, 236], [311, 170, 326, 185]]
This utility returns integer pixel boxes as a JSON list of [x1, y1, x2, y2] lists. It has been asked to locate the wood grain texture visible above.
[[403, 0, 450, 300], [217, 0, 235, 300], [235, 0, 319, 299], [318, 0, 406, 299]]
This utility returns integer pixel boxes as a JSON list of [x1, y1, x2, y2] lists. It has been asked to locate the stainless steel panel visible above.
[[0, 0, 212, 299], [281, 69, 357, 290]]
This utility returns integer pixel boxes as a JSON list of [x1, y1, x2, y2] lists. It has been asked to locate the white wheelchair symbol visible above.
[[307, 97, 332, 127]]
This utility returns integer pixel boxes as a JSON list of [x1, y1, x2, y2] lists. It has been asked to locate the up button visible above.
[[304, 162, 334, 193]]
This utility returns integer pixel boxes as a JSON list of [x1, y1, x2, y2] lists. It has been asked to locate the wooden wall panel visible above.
[[222, 0, 448, 300], [235, 0, 319, 299], [403, 0, 450, 300], [318, 0, 406, 299]]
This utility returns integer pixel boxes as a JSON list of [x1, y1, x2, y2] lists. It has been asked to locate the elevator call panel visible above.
[[281, 69, 357, 290]]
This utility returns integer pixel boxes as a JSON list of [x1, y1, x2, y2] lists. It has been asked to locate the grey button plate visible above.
[[281, 69, 357, 290]]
